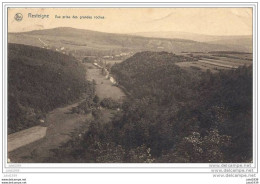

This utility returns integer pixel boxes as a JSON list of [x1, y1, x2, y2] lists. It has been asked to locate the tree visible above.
[[169, 130, 231, 163], [93, 95, 100, 104]]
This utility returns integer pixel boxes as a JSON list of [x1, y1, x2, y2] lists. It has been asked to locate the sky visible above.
[[8, 8, 252, 36]]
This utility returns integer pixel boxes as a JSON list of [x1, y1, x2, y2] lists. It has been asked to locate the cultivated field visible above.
[[175, 52, 252, 73]]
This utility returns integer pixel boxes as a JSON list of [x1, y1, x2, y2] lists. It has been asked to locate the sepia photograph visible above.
[[6, 6, 254, 165]]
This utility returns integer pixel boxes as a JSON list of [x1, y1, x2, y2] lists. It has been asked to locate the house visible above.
[[109, 77, 117, 84]]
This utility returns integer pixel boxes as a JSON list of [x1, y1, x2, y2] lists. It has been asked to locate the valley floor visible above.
[[8, 63, 126, 163]]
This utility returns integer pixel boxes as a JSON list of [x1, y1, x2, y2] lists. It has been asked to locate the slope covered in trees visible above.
[[50, 51, 252, 163], [8, 43, 94, 134]]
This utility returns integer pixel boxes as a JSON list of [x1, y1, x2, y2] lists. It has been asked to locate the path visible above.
[[38, 38, 48, 47]]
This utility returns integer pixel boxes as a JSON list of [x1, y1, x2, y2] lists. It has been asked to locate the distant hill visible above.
[[8, 27, 252, 57], [207, 37, 252, 52], [8, 43, 93, 134], [131, 31, 252, 52]]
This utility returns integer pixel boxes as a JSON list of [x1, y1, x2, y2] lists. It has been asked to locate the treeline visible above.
[[49, 51, 252, 163], [8, 43, 93, 134]]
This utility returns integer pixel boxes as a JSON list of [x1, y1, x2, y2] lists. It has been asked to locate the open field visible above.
[[103, 59, 124, 65], [211, 57, 252, 65], [176, 61, 220, 73], [201, 58, 249, 67], [176, 52, 252, 73], [85, 63, 125, 102], [211, 52, 253, 60], [198, 59, 238, 69]]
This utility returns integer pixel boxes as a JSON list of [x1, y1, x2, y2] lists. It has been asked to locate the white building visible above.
[[109, 77, 117, 84]]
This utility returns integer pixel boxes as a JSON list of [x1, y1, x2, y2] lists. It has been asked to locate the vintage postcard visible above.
[[1, 2, 258, 183], [6, 6, 254, 163]]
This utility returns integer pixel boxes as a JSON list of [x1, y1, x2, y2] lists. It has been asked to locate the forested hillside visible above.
[[50, 51, 252, 163], [111, 51, 200, 103], [8, 43, 93, 134]]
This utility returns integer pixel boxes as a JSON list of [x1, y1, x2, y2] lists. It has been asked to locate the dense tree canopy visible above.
[[50, 51, 252, 163]]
